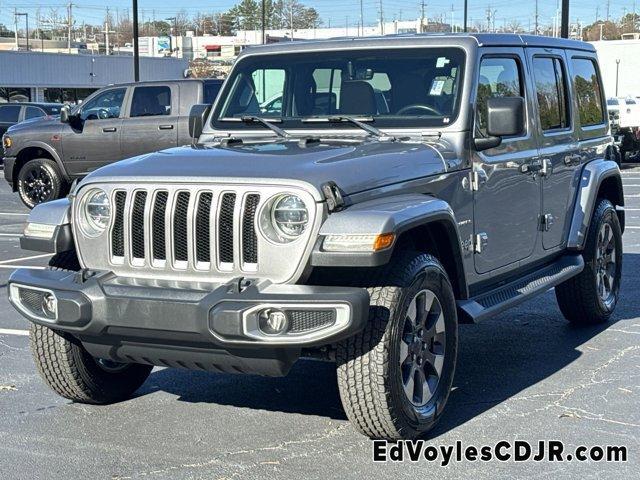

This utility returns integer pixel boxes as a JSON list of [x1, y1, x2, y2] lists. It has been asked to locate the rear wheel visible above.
[[29, 250, 152, 403], [17, 158, 65, 209], [336, 251, 458, 439], [556, 199, 622, 324]]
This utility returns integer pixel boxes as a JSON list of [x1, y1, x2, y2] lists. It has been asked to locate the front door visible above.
[[527, 48, 582, 250], [120, 84, 178, 159], [61, 87, 127, 176], [472, 50, 541, 274]]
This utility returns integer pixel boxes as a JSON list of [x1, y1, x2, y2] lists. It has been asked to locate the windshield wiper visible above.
[[302, 116, 396, 141], [237, 115, 291, 138]]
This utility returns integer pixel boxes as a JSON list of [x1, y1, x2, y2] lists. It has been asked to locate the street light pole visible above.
[[132, 0, 140, 81], [261, 0, 266, 44], [464, 0, 468, 32], [560, 0, 569, 38], [615, 59, 620, 97]]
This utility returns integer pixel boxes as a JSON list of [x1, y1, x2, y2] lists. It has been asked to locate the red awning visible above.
[[204, 45, 221, 51]]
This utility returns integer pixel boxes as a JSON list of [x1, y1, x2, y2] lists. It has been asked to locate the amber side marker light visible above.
[[373, 232, 396, 251]]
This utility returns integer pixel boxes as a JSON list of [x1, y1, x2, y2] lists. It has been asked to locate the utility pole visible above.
[[379, 0, 384, 35], [360, 0, 364, 36], [534, 0, 539, 34], [290, 1, 294, 41], [560, 0, 569, 38], [67, 2, 73, 53], [13, 8, 18, 50], [420, 0, 425, 33], [606, 0, 610, 22], [451, 5, 454, 32], [133, 0, 140, 81], [261, 0, 266, 44], [103, 8, 116, 55]]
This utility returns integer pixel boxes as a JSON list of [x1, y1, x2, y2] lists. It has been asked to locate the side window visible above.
[[79, 88, 126, 121], [25, 106, 46, 120], [130, 86, 172, 117], [0, 105, 21, 123], [571, 58, 605, 127], [532, 57, 570, 131], [477, 57, 523, 136]]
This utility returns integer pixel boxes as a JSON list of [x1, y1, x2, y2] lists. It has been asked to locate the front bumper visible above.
[[8, 268, 369, 376], [3, 156, 16, 187]]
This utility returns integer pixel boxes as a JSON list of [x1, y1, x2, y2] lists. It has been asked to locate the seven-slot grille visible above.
[[110, 188, 261, 271]]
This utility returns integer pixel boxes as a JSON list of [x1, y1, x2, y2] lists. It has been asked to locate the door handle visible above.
[[102, 127, 117, 133], [158, 124, 174, 130]]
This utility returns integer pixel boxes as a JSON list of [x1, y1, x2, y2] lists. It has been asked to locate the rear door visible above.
[[61, 87, 126, 175], [472, 49, 541, 274], [120, 84, 178, 159], [526, 48, 581, 250], [0, 104, 22, 136]]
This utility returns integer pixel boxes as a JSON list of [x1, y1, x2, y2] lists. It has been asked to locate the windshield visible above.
[[212, 47, 465, 131]]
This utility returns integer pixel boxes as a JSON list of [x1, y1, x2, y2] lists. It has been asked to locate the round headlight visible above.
[[271, 194, 308, 238], [79, 189, 110, 237]]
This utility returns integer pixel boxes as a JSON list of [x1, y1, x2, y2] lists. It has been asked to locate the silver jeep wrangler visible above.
[[9, 34, 624, 440]]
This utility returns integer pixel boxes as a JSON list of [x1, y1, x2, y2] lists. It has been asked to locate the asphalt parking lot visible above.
[[0, 165, 639, 479]]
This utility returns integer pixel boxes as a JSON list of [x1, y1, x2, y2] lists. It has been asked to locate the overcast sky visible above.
[[0, 0, 637, 33]]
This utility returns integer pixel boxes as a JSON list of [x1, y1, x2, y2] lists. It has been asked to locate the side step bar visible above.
[[457, 254, 584, 323]]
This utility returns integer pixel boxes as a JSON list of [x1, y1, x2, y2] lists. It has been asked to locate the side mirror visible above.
[[60, 105, 70, 123], [188, 104, 212, 140], [474, 96, 525, 151]]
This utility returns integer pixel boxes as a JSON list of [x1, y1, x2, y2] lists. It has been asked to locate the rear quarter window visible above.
[[203, 82, 223, 104], [571, 57, 605, 127]]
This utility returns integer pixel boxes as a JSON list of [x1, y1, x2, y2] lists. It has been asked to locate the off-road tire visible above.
[[336, 251, 458, 439], [17, 158, 65, 209], [29, 250, 152, 404], [556, 199, 622, 324]]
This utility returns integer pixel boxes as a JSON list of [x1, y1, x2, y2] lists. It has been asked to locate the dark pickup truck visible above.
[[1, 78, 223, 208]]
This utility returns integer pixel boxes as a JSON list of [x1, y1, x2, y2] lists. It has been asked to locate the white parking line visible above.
[[0, 212, 28, 217], [0, 265, 45, 269], [625, 226, 640, 229], [625, 194, 640, 198], [0, 253, 52, 265], [0, 233, 21, 237], [0, 328, 29, 336]]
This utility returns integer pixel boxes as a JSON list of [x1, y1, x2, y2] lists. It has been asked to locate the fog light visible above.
[[42, 293, 57, 316], [258, 308, 289, 335]]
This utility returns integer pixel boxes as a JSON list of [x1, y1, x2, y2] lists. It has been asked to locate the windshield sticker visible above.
[[429, 80, 445, 96], [436, 57, 450, 68]]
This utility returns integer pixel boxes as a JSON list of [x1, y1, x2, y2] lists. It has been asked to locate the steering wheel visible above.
[[396, 104, 442, 116], [97, 108, 110, 120]]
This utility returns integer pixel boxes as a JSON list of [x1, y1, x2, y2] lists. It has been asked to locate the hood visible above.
[[82, 139, 451, 197], [7, 115, 61, 135]]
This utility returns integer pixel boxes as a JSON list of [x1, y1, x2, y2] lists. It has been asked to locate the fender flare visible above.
[[567, 159, 624, 250], [311, 193, 468, 296], [20, 198, 74, 253], [16, 141, 70, 182]]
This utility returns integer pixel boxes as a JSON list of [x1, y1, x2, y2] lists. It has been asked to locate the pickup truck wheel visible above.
[[556, 199, 622, 324], [336, 252, 458, 439], [28, 251, 152, 404], [17, 158, 65, 209]]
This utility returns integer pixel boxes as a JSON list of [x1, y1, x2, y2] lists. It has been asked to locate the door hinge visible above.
[[474, 232, 489, 253], [463, 170, 488, 191], [539, 213, 555, 231]]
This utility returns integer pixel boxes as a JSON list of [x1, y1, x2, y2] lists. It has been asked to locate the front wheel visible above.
[[556, 199, 622, 324], [17, 158, 65, 209], [336, 252, 458, 439]]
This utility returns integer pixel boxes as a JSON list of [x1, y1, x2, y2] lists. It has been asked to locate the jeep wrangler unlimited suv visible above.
[[8, 34, 624, 440]]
